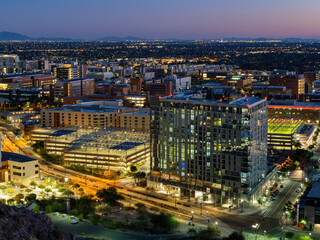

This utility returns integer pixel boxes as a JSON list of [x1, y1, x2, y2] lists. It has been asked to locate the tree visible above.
[[227, 231, 245, 240], [130, 165, 137, 173], [187, 228, 197, 238], [25, 193, 37, 203], [293, 140, 302, 149], [38, 184, 46, 190], [150, 212, 179, 234], [308, 145, 315, 150], [88, 213, 100, 225], [58, 187, 66, 192], [45, 188, 52, 197], [33, 203, 40, 213], [72, 183, 80, 189], [285, 232, 295, 239], [75, 197, 95, 217], [63, 189, 74, 197], [195, 225, 220, 240], [96, 187, 125, 206], [135, 203, 147, 213], [13, 193, 24, 202], [78, 188, 85, 197], [7, 189, 14, 194], [51, 201, 64, 212], [45, 204, 53, 213], [96, 205, 111, 216]]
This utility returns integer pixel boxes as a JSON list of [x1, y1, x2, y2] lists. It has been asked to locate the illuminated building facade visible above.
[[149, 95, 268, 203], [0, 54, 19, 73], [269, 74, 305, 97]]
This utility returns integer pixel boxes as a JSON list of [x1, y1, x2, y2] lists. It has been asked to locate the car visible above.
[[70, 216, 76, 220], [62, 214, 67, 218], [53, 212, 59, 216], [71, 219, 79, 224]]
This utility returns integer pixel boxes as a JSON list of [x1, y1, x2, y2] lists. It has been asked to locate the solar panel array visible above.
[[109, 141, 143, 151]]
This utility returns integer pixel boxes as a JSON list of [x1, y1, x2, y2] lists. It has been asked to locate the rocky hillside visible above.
[[0, 203, 77, 240]]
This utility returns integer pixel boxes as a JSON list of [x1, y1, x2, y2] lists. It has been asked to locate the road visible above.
[[256, 171, 302, 234]]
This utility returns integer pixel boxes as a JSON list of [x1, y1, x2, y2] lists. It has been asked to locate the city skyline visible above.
[[1, 0, 320, 40]]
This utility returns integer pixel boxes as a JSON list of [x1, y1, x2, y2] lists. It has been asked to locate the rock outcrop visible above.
[[0, 203, 77, 240]]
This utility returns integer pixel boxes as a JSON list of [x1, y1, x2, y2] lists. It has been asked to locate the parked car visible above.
[[71, 219, 79, 224]]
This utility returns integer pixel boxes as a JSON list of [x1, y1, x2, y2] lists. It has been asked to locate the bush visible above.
[[0, 185, 7, 190], [77, 213, 84, 221], [7, 189, 14, 194], [285, 232, 295, 239], [45, 204, 53, 213], [89, 213, 100, 225], [68, 209, 78, 216], [6, 181, 14, 186], [13, 193, 24, 202], [52, 201, 64, 212], [33, 203, 40, 213], [0, 199, 6, 204], [25, 193, 37, 203], [25, 189, 32, 193], [58, 187, 66, 192], [7, 199, 14, 206]]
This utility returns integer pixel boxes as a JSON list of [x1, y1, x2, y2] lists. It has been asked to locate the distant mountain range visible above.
[[0, 31, 75, 41], [0, 31, 319, 42]]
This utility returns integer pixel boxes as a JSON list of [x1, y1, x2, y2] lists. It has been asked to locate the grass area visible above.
[[48, 213, 149, 240], [268, 118, 303, 134]]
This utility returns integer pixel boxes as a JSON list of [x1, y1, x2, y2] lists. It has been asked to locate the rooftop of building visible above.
[[1, 73, 53, 79], [60, 78, 93, 83], [269, 100, 320, 109], [268, 118, 303, 135], [49, 127, 150, 155], [306, 181, 320, 199], [1, 151, 36, 163], [161, 94, 265, 107]]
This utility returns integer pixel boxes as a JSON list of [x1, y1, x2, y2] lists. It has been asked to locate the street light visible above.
[[191, 211, 194, 225], [252, 223, 259, 240]]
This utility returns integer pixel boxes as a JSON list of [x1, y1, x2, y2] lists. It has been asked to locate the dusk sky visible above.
[[2, 0, 320, 40]]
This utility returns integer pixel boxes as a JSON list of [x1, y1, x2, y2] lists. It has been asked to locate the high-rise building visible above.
[[149, 95, 268, 204], [0, 54, 19, 73], [54, 67, 79, 80]]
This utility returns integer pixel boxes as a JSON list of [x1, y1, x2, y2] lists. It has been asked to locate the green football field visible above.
[[268, 118, 303, 134]]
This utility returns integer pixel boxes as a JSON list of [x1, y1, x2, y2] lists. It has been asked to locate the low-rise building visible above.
[[0, 152, 39, 185]]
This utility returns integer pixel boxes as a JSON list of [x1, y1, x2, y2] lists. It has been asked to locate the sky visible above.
[[1, 0, 320, 40]]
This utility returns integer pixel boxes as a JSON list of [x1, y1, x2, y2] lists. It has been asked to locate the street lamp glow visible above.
[[215, 221, 218, 225], [64, 177, 69, 182]]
